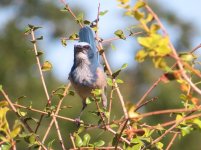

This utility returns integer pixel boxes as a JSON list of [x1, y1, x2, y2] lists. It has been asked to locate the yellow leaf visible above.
[[41, 61, 52, 71]]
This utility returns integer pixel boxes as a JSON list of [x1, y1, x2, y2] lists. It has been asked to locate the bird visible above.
[[69, 26, 107, 119]]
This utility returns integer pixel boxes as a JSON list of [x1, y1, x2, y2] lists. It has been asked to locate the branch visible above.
[[30, 30, 66, 150], [39, 83, 71, 150], [145, 3, 201, 96], [165, 133, 178, 150], [1, 89, 47, 150]]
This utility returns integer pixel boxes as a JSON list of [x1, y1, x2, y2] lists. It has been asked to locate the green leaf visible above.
[[17, 109, 27, 117], [37, 51, 44, 56], [116, 78, 124, 84], [47, 139, 55, 149], [114, 30, 126, 40], [121, 63, 128, 69], [24, 133, 37, 144], [0, 144, 12, 150], [61, 39, 67, 47], [107, 78, 114, 86], [83, 20, 91, 25], [69, 33, 78, 40], [77, 126, 85, 134], [155, 142, 163, 150], [93, 140, 105, 147], [99, 10, 108, 16], [179, 52, 196, 62], [83, 133, 91, 146], [76, 13, 84, 23], [10, 126, 22, 138], [41, 61, 52, 71], [75, 134, 83, 147], [0, 85, 2, 91], [111, 43, 116, 50], [112, 63, 128, 78], [86, 97, 92, 104], [180, 125, 193, 136], [193, 118, 201, 129], [24, 27, 32, 35], [68, 90, 75, 96], [91, 89, 102, 96], [36, 36, 43, 40], [28, 24, 42, 31]]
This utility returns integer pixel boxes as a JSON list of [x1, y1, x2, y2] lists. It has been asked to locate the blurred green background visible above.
[[0, 0, 201, 149]]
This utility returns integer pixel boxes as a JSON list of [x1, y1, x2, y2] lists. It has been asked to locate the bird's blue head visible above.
[[73, 27, 99, 66]]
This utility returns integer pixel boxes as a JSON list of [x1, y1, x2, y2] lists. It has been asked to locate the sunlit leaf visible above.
[[41, 61, 52, 71], [61, 38, 67, 47], [0, 101, 8, 107], [83, 133, 91, 146], [86, 97, 92, 104], [133, 1, 145, 10], [114, 29, 126, 40], [93, 140, 105, 147], [107, 78, 113, 86], [47, 139, 55, 150], [155, 142, 163, 150], [99, 10, 108, 16], [75, 134, 83, 147], [135, 49, 147, 62], [69, 33, 78, 40]]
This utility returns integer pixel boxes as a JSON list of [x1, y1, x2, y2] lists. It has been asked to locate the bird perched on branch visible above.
[[69, 26, 107, 119]]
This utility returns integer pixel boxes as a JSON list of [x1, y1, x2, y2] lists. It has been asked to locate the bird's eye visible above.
[[83, 45, 90, 49]]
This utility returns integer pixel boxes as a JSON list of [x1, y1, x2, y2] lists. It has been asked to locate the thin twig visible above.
[[166, 133, 178, 150], [31, 30, 50, 103], [1, 89, 47, 150], [30, 30, 50, 133], [31, 29, 66, 150], [135, 97, 157, 111], [108, 87, 114, 124], [95, 99, 107, 128], [190, 43, 201, 53], [149, 111, 195, 148], [107, 127, 130, 145], [60, 0, 83, 27], [70, 133, 76, 149], [69, 146, 123, 150], [135, 77, 161, 109], [115, 119, 129, 149], [132, 106, 201, 120], [102, 32, 143, 44]]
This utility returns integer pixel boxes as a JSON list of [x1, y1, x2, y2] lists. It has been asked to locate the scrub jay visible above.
[[69, 26, 107, 118]]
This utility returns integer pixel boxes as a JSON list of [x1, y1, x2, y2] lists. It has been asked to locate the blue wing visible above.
[[79, 26, 99, 61]]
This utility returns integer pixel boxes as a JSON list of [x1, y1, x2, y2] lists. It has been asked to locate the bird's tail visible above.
[[79, 26, 99, 60]]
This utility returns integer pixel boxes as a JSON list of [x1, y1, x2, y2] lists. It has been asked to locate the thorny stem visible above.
[[31, 30, 50, 103], [30, 30, 66, 150], [31, 30, 50, 133]]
